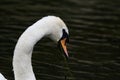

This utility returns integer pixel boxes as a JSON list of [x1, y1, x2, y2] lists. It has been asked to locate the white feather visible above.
[[0, 16, 68, 80], [0, 73, 7, 80]]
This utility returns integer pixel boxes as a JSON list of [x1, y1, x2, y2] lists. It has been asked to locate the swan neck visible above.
[[13, 25, 47, 80]]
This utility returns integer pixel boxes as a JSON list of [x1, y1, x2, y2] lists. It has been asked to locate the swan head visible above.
[[46, 16, 69, 58], [50, 28, 69, 58], [57, 29, 69, 58]]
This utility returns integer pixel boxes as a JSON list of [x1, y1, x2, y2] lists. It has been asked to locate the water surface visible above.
[[0, 0, 120, 80]]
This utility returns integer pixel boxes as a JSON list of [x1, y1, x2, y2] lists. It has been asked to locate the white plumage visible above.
[[0, 73, 7, 80], [0, 16, 69, 80]]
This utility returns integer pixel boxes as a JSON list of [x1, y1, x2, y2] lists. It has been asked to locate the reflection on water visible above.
[[0, 0, 120, 80]]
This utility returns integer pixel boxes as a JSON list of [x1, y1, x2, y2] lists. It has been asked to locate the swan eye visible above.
[[60, 29, 69, 43]]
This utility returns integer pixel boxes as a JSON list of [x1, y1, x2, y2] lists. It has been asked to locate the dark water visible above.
[[0, 0, 120, 80]]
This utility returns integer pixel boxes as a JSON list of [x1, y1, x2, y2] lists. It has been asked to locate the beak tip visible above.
[[65, 52, 69, 58], [65, 51, 69, 57], [65, 54, 69, 60]]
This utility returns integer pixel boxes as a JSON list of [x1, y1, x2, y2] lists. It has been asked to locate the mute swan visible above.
[[0, 16, 69, 80]]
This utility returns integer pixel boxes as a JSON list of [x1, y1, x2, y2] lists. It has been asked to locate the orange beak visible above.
[[60, 38, 69, 57]]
